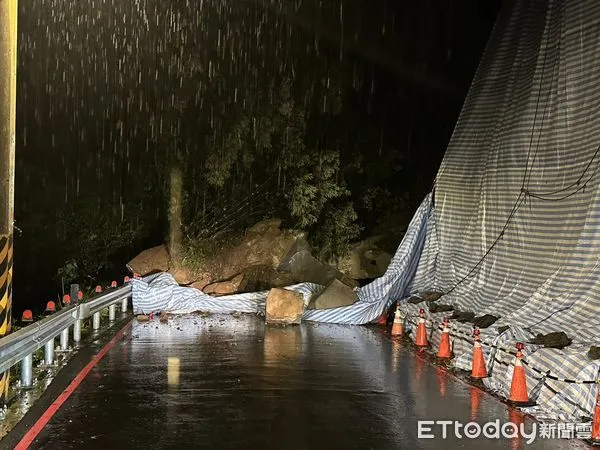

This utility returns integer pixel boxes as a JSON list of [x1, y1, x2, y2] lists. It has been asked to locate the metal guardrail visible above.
[[0, 284, 131, 388]]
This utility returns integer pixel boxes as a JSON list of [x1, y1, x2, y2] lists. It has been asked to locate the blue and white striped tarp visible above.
[[398, 0, 600, 421], [132, 275, 325, 316]]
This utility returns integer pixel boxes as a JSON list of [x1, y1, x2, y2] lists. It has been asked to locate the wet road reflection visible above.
[[29, 315, 589, 449]]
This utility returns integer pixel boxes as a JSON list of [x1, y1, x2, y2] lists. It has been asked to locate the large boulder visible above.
[[127, 218, 361, 295], [168, 266, 201, 285], [202, 273, 245, 296], [236, 265, 297, 293], [287, 250, 358, 288], [189, 275, 212, 291], [210, 221, 305, 281], [337, 237, 392, 280], [127, 245, 170, 276], [127, 219, 304, 289], [308, 279, 358, 310], [265, 288, 305, 325]]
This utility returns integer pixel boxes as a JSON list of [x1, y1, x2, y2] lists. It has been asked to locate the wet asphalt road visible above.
[[14, 315, 591, 449]]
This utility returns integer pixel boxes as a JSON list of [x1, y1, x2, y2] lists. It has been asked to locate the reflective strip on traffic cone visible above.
[[436, 318, 452, 359], [415, 308, 428, 347], [471, 328, 488, 379], [509, 343, 533, 406], [391, 305, 404, 336]]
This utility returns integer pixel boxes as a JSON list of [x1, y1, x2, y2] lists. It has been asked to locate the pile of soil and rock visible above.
[[127, 218, 395, 322]]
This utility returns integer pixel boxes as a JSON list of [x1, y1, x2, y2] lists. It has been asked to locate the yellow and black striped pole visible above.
[[0, 0, 18, 406]]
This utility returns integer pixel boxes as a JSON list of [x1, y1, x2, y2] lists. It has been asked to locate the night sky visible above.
[[13, 0, 501, 312]]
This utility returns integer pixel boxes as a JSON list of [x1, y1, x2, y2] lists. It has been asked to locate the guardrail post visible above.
[[20, 354, 32, 388], [44, 338, 54, 365], [60, 327, 69, 350], [121, 297, 128, 313], [93, 311, 100, 330], [73, 319, 81, 342], [70, 283, 79, 303], [109, 304, 116, 322]]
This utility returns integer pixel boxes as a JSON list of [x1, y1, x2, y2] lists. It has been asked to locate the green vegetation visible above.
[[54, 198, 149, 286]]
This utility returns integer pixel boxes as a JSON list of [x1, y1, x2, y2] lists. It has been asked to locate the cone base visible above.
[[391, 324, 403, 336], [469, 375, 488, 381], [436, 347, 452, 359]]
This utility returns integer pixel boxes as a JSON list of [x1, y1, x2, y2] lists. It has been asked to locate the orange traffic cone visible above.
[[436, 318, 452, 359], [509, 342, 532, 405], [591, 383, 599, 444], [391, 304, 404, 336], [415, 308, 428, 347], [471, 328, 488, 379]]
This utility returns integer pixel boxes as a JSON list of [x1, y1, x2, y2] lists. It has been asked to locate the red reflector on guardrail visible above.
[[21, 310, 33, 322]]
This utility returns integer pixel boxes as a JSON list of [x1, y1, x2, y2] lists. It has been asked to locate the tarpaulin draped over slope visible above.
[[132, 192, 432, 325], [401, 0, 600, 420]]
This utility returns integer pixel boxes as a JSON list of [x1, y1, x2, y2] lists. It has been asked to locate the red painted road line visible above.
[[15, 320, 133, 450]]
